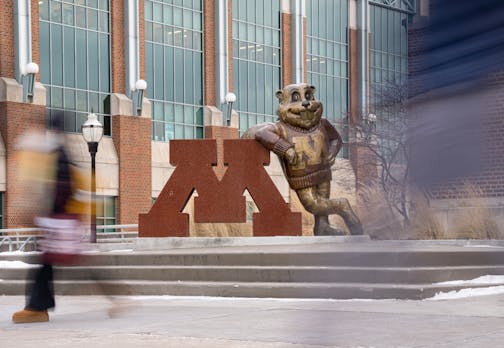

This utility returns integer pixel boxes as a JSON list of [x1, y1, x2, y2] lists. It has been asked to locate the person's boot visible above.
[[314, 215, 346, 236], [12, 309, 49, 323]]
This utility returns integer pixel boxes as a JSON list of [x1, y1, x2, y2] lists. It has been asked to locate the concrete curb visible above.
[[134, 235, 371, 251]]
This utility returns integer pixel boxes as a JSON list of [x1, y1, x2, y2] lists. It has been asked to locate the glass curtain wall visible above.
[[145, 0, 204, 141], [96, 196, 116, 232], [232, 0, 282, 134], [39, 0, 111, 135], [306, 0, 349, 158], [0, 193, 3, 228], [369, 1, 409, 131]]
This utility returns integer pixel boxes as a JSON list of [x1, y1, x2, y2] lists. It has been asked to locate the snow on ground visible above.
[[435, 275, 504, 285], [126, 295, 385, 303], [0, 251, 39, 255], [426, 275, 504, 300], [0, 260, 35, 268], [427, 285, 504, 300]]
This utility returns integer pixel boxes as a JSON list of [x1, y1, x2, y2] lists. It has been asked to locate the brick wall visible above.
[[204, 125, 239, 179], [139, 0, 146, 81], [111, 0, 125, 94], [112, 115, 152, 224], [408, 7, 504, 201], [31, 0, 40, 81], [0, 0, 15, 79], [204, 0, 216, 106], [407, 20, 428, 98], [0, 101, 46, 227], [281, 12, 293, 87]]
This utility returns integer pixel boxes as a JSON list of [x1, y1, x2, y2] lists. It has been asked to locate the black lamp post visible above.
[[81, 113, 103, 243]]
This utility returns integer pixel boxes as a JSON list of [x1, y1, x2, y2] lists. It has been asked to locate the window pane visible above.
[[64, 88, 75, 110], [99, 35, 110, 92], [154, 45, 164, 99], [52, 87, 63, 108], [51, 1, 62, 22], [63, 27, 75, 87], [40, 22, 50, 84], [146, 0, 203, 140], [194, 53, 202, 104], [164, 46, 174, 101], [175, 104, 183, 123], [184, 51, 194, 103], [40, 0, 49, 20], [75, 29, 87, 89], [76, 6, 86, 27], [62, 3, 74, 25], [88, 32, 99, 90], [76, 91, 87, 111], [174, 48, 184, 102], [51, 25, 63, 85]]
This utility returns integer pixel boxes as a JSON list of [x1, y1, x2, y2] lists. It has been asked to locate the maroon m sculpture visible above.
[[139, 139, 302, 237]]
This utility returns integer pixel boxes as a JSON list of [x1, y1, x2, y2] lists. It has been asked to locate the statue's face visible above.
[[276, 84, 323, 129]]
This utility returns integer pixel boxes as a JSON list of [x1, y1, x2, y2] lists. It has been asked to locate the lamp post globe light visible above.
[[23, 62, 39, 102], [81, 113, 103, 243], [224, 92, 236, 126], [133, 79, 147, 115], [25, 62, 39, 75]]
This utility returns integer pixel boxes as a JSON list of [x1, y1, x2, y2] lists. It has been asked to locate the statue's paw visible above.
[[347, 222, 364, 236], [315, 225, 346, 236]]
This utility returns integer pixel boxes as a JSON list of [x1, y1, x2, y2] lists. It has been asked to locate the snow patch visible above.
[[427, 285, 504, 300], [0, 251, 39, 255], [124, 295, 384, 303], [0, 260, 36, 268], [435, 275, 504, 286]]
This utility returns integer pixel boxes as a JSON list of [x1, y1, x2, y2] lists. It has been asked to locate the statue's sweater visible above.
[[255, 118, 342, 190]]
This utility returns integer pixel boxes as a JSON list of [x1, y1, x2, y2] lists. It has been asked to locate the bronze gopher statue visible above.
[[243, 83, 363, 236]]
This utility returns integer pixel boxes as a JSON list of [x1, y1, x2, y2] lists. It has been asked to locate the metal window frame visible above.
[[305, 0, 350, 159], [40, 0, 112, 134], [369, 0, 416, 14], [231, 0, 282, 122], [145, 0, 205, 141]]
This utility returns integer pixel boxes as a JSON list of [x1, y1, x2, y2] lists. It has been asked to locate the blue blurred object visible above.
[[408, 0, 504, 189], [413, 0, 504, 96]]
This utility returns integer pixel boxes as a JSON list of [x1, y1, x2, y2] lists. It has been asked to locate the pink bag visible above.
[[35, 214, 83, 266]]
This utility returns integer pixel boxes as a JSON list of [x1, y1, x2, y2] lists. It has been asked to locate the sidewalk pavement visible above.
[[1, 294, 504, 348]]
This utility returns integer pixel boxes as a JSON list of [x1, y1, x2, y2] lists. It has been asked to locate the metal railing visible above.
[[0, 224, 139, 252]]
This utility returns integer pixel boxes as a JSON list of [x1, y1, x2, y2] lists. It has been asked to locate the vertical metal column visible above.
[[291, 0, 305, 84], [88, 142, 98, 243], [14, 0, 32, 83], [216, 0, 230, 125], [125, 0, 140, 95], [357, 0, 370, 116]]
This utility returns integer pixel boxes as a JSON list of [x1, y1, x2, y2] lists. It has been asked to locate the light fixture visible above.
[[82, 113, 104, 144], [224, 92, 236, 126], [81, 113, 103, 244], [132, 79, 147, 116], [22, 62, 39, 102], [364, 113, 377, 143]]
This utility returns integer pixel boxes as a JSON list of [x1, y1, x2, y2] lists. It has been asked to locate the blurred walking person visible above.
[[12, 111, 85, 324]]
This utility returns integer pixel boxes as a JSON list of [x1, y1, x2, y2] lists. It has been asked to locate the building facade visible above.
[[0, 0, 419, 229]]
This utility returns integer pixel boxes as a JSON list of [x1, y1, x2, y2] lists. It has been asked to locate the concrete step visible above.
[[2, 241, 504, 299], [2, 265, 504, 284], [1, 279, 502, 299], [1, 249, 504, 267]]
